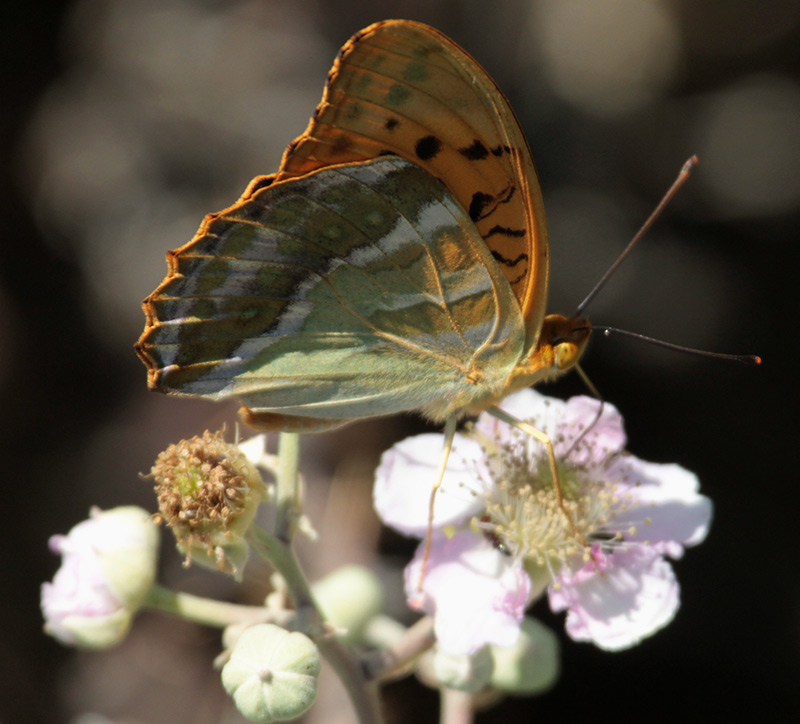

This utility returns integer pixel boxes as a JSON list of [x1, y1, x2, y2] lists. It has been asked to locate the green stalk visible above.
[[142, 584, 278, 628], [274, 431, 301, 542], [246, 433, 384, 724]]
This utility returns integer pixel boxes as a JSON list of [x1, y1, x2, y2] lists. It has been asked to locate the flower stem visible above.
[[440, 688, 474, 724], [247, 525, 316, 614], [247, 433, 384, 724], [274, 432, 301, 542], [362, 615, 436, 682], [248, 525, 383, 723], [142, 583, 278, 628]]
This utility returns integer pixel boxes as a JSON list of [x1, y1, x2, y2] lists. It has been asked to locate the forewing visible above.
[[269, 20, 548, 351], [136, 157, 525, 424]]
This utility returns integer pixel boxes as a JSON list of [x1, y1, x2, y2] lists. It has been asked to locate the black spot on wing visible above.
[[415, 135, 442, 160], [468, 192, 493, 222], [491, 250, 529, 268], [491, 144, 512, 157], [485, 225, 526, 238], [500, 186, 516, 203], [508, 270, 526, 287], [459, 140, 489, 160], [385, 116, 399, 131], [468, 185, 516, 222]]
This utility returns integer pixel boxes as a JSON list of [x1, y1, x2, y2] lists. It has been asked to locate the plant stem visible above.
[[247, 432, 384, 724], [362, 615, 436, 682], [274, 431, 300, 542], [142, 584, 280, 628], [247, 525, 316, 614], [248, 525, 383, 723], [440, 688, 474, 724]]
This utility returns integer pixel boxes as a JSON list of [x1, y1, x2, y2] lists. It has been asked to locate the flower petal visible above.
[[611, 458, 713, 554], [236, 434, 269, 468], [561, 396, 627, 462], [549, 546, 679, 651], [404, 530, 530, 655], [474, 389, 566, 443], [374, 434, 490, 536], [474, 390, 626, 464]]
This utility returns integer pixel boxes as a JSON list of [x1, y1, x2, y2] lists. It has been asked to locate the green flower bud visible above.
[[489, 617, 559, 695], [312, 565, 383, 643], [222, 624, 321, 723], [433, 645, 494, 692]]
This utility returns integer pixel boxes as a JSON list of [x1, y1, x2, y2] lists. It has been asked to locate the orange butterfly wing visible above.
[[273, 19, 549, 352]]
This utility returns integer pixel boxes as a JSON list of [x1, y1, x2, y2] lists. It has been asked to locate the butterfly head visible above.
[[541, 314, 592, 372], [504, 315, 591, 398]]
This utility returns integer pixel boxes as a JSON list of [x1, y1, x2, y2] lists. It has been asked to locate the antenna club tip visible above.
[[754, 355, 762, 366]]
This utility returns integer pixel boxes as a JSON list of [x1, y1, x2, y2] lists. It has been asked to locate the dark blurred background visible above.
[[2, 1, 796, 722]]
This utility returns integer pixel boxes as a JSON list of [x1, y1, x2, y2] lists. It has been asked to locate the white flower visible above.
[[374, 389, 712, 653], [41, 506, 159, 648], [403, 529, 531, 656]]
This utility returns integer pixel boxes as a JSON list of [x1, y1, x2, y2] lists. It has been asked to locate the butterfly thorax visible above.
[[423, 314, 590, 422], [504, 314, 591, 396]]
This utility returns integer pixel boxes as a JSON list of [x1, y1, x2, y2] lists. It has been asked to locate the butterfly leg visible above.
[[417, 415, 457, 590], [562, 364, 604, 458], [487, 405, 586, 545]]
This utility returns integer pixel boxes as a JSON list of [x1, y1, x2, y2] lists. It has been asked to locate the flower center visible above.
[[473, 430, 630, 572]]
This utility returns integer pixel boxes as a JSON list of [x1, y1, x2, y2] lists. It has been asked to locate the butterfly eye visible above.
[[556, 330, 592, 371], [553, 339, 584, 371]]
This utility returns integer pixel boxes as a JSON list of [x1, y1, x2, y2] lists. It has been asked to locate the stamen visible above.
[[472, 417, 643, 579]]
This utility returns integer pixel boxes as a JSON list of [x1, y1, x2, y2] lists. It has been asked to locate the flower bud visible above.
[[150, 430, 266, 578], [489, 617, 559, 694], [312, 565, 383, 643], [222, 624, 321, 723], [433, 645, 494, 692], [41, 506, 159, 649]]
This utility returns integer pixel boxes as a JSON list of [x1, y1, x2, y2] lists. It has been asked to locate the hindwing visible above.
[[137, 157, 526, 426]]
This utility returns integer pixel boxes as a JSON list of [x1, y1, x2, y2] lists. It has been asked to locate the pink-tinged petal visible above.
[[42, 538, 120, 614], [42, 532, 123, 645], [404, 531, 531, 655], [474, 390, 626, 464], [41, 507, 158, 648], [611, 459, 712, 553], [475, 389, 567, 444], [561, 396, 627, 462], [549, 546, 679, 651], [374, 434, 490, 537]]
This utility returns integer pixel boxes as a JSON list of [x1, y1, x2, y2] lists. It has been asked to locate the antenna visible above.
[[593, 327, 761, 365], [576, 156, 698, 316]]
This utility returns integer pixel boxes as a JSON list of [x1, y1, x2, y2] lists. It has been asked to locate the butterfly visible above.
[[136, 20, 591, 538]]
